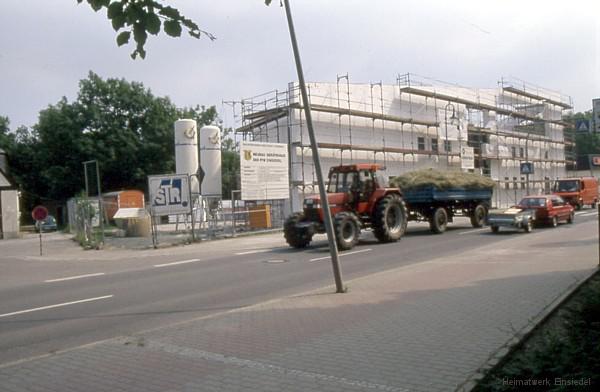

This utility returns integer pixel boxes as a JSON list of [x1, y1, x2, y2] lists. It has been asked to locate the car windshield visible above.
[[554, 180, 579, 192], [519, 198, 546, 208]]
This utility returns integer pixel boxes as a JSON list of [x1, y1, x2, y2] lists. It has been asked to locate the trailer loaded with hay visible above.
[[390, 169, 495, 233]]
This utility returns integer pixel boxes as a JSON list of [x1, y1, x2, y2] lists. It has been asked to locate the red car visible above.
[[518, 195, 574, 227]]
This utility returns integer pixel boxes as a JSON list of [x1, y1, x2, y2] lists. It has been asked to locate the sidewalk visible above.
[[1, 222, 597, 392]]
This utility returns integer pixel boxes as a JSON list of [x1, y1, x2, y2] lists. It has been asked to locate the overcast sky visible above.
[[1, 0, 598, 130]]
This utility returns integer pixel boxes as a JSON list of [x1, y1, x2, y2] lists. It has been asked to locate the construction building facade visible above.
[[235, 74, 574, 212]]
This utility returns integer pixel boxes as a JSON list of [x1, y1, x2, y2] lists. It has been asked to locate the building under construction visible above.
[[235, 74, 574, 212]]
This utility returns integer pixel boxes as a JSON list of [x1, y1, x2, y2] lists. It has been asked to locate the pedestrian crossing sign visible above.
[[520, 162, 534, 175]]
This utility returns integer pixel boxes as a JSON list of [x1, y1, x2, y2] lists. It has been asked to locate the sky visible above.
[[1, 0, 599, 131]]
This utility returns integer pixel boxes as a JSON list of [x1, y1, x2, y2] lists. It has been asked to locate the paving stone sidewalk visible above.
[[1, 222, 598, 392]]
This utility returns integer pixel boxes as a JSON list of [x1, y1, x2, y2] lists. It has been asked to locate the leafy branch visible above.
[[76, 0, 217, 59]]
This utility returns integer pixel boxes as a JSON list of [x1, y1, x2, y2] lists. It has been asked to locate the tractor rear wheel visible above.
[[283, 213, 313, 248], [372, 194, 407, 243], [334, 212, 360, 250], [469, 203, 487, 228], [429, 207, 448, 234]]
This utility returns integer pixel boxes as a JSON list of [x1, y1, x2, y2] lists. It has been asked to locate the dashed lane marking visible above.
[[45, 273, 106, 283], [153, 259, 201, 268], [458, 228, 489, 235], [309, 248, 372, 262], [234, 249, 272, 255], [0, 295, 114, 319]]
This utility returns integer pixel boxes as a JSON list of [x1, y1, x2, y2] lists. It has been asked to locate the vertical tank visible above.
[[199, 125, 222, 196], [174, 119, 199, 194]]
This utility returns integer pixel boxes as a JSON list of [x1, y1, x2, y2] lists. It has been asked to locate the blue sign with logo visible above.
[[148, 174, 191, 216]]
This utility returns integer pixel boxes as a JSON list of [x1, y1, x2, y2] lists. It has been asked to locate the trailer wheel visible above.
[[334, 212, 360, 250], [567, 212, 574, 224], [551, 215, 558, 227], [491, 225, 500, 233], [429, 207, 448, 234], [283, 213, 313, 248], [372, 194, 408, 243], [469, 204, 487, 228]]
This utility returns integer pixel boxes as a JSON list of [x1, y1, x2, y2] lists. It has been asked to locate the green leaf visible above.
[[111, 13, 127, 31], [145, 13, 161, 35], [88, 0, 109, 12], [158, 6, 180, 19], [107, 1, 123, 19], [163, 20, 182, 37], [116, 31, 131, 46], [132, 23, 148, 46]]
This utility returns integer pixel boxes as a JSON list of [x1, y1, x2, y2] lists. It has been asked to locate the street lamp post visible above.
[[283, 0, 345, 293]]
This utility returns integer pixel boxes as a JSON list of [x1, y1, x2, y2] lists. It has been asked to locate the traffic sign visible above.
[[520, 162, 534, 175], [576, 119, 590, 132], [32, 205, 48, 222]]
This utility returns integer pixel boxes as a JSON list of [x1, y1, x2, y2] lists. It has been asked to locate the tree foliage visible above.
[[0, 72, 217, 213], [77, 0, 276, 59], [563, 111, 600, 156], [77, 0, 216, 59]]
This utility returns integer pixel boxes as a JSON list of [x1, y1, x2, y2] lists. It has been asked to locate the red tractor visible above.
[[284, 164, 407, 250]]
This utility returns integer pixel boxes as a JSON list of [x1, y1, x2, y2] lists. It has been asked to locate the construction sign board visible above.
[[240, 141, 289, 200]]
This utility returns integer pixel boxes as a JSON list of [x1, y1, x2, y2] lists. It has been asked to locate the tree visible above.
[[5, 72, 217, 214], [77, 0, 275, 59]]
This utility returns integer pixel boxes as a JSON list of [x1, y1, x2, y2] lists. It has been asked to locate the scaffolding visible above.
[[233, 73, 573, 211]]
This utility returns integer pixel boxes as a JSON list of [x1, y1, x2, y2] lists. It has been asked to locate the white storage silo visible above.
[[199, 125, 222, 196], [174, 119, 199, 194]]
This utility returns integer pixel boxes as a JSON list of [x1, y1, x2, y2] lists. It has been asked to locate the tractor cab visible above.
[[303, 164, 384, 217], [326, 164, 379, 203]]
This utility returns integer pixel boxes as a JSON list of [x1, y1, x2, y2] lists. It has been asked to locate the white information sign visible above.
[[240, 141, 289, 200], [148, 174, 191, 216], [460, 146, 475, 170]]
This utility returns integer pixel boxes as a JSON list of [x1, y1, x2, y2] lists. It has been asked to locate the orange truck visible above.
[[553, 177, 599, 210]]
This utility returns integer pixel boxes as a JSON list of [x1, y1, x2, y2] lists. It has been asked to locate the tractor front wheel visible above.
[[334, 212, 361, 250], [372, 194, 408, 243], [283, 213, 313, 248]]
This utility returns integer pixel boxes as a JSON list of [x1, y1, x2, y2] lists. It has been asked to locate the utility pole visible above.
[[283, 0, 345, 293]]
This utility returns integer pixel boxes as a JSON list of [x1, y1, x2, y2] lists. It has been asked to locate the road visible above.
[[1, 209, 598, 366]]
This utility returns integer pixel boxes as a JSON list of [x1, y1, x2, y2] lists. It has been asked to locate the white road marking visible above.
[[578, 212, 598, 217], [154, 259, 201, 268], [309, 248, 372, 262], [458, 228, 489, 235], [45, 273, 105, 283], [235, 249, 271, 255], [0, 295, 114, 319]]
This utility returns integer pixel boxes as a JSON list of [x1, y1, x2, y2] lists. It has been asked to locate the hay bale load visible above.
[[389, 169, 495, 191]]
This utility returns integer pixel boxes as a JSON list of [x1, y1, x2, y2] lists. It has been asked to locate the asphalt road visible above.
[[1, 209, 598, 366]]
